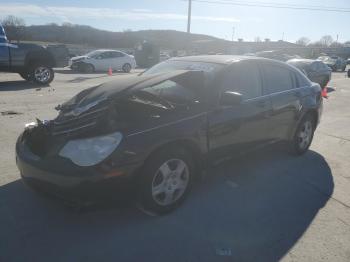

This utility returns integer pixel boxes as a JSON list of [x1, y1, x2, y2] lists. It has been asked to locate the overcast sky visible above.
[[0, 0, 349, 42]]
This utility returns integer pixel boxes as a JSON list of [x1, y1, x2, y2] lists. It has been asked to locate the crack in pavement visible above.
[[318, 131, 350, 143]]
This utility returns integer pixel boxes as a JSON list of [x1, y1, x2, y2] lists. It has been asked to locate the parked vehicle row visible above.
[[17, 55, 323, 214], [317, 55, 347, 72]]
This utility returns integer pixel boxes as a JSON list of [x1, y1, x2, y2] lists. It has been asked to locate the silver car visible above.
[[70, 50, 136, 73]]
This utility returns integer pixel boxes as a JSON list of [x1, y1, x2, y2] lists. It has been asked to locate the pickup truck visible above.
[[0, 25, 69, 85]]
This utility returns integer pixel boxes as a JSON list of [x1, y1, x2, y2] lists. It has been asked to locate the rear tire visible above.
[[137, 147, 195, 215], [122, 63, 131, 73], [289, 114, 316, 155], [30, 64, 54, 85]]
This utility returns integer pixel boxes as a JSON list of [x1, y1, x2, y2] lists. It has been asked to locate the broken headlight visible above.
[[59, 132, 122, 167]]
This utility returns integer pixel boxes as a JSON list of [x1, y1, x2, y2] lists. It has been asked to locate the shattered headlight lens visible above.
[[59, 132, 122, 167]]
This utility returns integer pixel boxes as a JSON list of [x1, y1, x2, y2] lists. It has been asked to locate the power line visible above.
[[190, 0, 350, 13], [214, 0, 350, 10]]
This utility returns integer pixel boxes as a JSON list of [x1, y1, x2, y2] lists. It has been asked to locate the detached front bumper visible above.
[[16, 135, 140, 205]]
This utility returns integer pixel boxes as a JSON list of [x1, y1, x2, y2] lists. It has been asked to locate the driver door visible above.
[[208, 61, 272, 158]]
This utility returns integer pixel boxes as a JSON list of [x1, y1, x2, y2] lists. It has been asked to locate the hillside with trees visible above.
[[2, 17, 226, 50]]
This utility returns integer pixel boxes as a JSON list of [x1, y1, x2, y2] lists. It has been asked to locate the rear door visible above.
[[110, 51, 126, 70], [260, 62, 301, 140], [208, 61, 272, 157]]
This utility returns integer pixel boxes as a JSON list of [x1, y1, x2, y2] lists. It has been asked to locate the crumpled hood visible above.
[[57, 70, 197, 116]]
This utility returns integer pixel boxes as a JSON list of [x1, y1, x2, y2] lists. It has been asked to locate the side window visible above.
[[97, 52, 112, 59], [111, 51, 125, 58], [221, 63, 262, 100], [263, 65, 294, 94]]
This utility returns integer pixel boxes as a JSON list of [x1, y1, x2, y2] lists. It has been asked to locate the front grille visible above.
[[52, 106, 108, 136]]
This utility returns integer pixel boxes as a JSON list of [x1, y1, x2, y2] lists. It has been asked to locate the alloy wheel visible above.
[[297, 120, 313, 150], [34, 66, 51, 83], [151, 159, 189, 206]]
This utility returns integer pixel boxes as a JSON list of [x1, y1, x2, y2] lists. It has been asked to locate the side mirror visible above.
[[220, 91, 242, 106]]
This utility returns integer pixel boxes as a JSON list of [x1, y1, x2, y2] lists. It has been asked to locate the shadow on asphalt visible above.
[[0, 147, 333, 262], [0, 80, 49, 91], [54, 69, 107, 75], [54, 69, 134, 75]]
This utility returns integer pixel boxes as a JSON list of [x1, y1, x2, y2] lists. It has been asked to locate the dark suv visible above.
[[16, 56, 323, 214]]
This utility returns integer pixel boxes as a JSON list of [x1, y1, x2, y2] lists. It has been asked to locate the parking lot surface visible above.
[[0, 69, 349, 262]]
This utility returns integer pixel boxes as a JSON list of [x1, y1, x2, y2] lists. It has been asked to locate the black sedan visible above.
[[287, 59, 331, 88], [16, 56, 323, 214]]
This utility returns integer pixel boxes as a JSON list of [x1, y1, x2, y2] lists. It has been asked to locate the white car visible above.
[[70, 50, 136, 73]]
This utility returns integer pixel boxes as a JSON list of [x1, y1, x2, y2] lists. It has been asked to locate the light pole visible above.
[[187, 0, 192, 33]]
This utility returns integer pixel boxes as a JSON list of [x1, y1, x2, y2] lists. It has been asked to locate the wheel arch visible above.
[[135, 138, 204, 180], [288, 109, 319, 140]]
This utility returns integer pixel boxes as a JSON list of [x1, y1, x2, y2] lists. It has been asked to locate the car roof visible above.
[[169, 55, 274, 65]]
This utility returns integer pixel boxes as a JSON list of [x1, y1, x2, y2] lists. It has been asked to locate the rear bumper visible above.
[[16, 137, 140, 205]]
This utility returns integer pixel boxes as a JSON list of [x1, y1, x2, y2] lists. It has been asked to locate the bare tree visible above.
[[1, 15, 26, 42], [319, 35, 333, 47], [330, 42, 344, 47], [295, 37, 310, 46]]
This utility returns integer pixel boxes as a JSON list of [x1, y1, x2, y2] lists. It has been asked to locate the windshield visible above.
[[142, 60, 223, 78]]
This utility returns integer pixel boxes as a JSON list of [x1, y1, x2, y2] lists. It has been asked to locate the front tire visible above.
[[289, 115, 315, 155], [78, 63, 95, 73], [31, 64, 54, 85], [138, 147, 195, 214], [122, 63, 131, 73]]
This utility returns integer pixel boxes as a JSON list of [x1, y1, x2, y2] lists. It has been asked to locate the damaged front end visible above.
[[16, 70, 205, 204], [16, 86, 139, 204]]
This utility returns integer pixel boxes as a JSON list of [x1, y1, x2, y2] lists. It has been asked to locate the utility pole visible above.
[[187, 0, 192, 33], [232, 26, 235, 42]]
